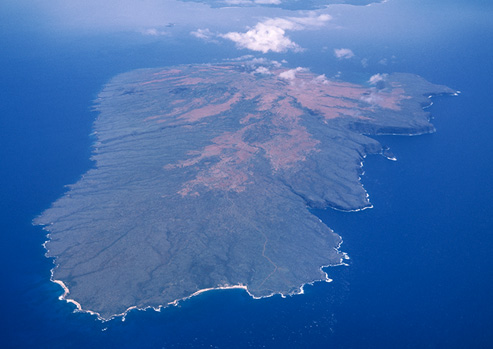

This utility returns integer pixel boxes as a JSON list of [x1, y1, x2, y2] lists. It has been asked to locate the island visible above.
[[34, 60, 455, 320]]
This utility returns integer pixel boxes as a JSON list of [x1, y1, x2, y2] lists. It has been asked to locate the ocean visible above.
[[1, 2, 492, 348]]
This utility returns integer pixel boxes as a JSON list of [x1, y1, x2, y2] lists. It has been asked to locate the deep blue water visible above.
[[1, 6, 493, 349]]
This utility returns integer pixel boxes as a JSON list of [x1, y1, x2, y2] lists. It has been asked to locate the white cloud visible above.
[[314, 74, 329, 85], [224, 57, 283, 73], [254, 0, 282, 4], [223, 0, 254, 5], [284, 13, 332, 28], [221, 23, 302, 53], [334, 48, 355, 59], [224, 55, 255, 61], [191, 28, 215, 40], [254, 66, 272, 75], [279, 67, 307, 80], [368, 73, 388, 85], [360, 93, 381, 105], [141, 28, 168, 36], [249, 57, 282, 67], [222, 0, 282, 5], [221, 13, 331, 53]]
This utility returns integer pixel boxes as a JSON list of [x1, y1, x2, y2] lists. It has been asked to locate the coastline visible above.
[[47, 225, 349, 322], [38, 72, 458, 322], [50, 252, 345, 322]]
